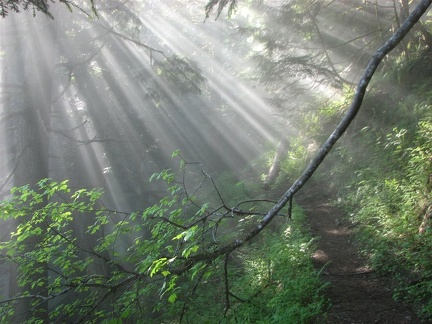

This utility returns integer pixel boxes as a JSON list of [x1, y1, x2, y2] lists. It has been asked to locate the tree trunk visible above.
[[6, 14, 57, 322], [400, 0, 432, 48], [264, 137, 289, 186]]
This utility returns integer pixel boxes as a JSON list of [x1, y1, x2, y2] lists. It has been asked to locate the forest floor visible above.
[[300, 190, 422, 323]]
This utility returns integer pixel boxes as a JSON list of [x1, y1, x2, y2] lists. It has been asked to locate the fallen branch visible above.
[[174, 0, 432, 270]]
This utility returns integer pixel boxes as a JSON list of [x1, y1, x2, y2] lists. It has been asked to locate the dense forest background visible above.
[[1, 0, 432, 322]]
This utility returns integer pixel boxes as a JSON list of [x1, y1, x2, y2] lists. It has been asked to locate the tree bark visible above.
[[264, 137, 289, 186]]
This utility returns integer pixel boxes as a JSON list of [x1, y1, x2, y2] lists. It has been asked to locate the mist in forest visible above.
[[0, 2, 282, 210], [0, 0, 386, 209], [0, 0, 418, 322]]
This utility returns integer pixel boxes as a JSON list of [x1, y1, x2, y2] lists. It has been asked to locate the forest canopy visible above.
[[0, 0, 97, 18]]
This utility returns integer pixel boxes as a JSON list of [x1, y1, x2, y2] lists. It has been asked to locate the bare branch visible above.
[[179, 262, 210, 323], [0, 144, 30, 193], [171, 0, 432, 274], [94, 22, 165, 56], [223, 253, 230, 315]]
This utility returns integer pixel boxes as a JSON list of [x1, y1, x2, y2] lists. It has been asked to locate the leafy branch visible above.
[[190, 0, 432, 263], [0, 1, 431, 322]]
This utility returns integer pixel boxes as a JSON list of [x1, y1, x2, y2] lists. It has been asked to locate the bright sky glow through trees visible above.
[[1, 0, 431, 322]]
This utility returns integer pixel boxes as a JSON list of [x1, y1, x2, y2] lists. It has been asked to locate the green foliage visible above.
[[205, 0, 238, 20], [212, 171, 259, 203], [279, 138, 309, 181], [393, 51, 432, 91], [0, 160, 328, 322], [343, 117, 432, 319], [0, 0, 98, 19], [268, 91, 353, 192], [0, 175, 201, 322], [270, 47, 432, 319], [330, 84, 432, 319], [153, 55, 206, 94], [224, 207, 328, 323], [171, 206, 328, 323]]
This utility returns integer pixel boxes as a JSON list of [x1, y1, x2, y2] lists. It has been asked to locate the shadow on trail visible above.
[[301, 199, 421, 324]]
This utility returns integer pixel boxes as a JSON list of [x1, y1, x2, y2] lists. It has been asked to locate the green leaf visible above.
[[173, 231, 187, 241], [168, 293, 177, 303], [172, 149, 180, 157], [182, 245, 199, 258], [184, 225, 198, 241], [195, 203, 209, 216], [149, 258, 168, 277]]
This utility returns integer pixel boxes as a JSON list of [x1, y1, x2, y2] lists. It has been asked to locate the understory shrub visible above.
[[223, 206, 328, 323], [342, 109, 432, 320], [0, 169, 328, 322]]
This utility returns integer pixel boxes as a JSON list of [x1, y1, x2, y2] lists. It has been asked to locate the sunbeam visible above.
[[1, 0, 431, 322]]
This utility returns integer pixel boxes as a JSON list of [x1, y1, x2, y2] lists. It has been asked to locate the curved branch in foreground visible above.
[[177, 0, 432, 270]]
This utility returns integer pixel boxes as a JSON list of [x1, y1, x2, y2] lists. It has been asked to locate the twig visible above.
[[223, 253, 230, 316]]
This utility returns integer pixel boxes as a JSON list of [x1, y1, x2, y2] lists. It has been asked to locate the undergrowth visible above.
[[0, 168, 329, 323], [319, 55, 432, 320], [222, 205, 329, 323], [180, 172, 329, 323], [271, 52, 432, 320]]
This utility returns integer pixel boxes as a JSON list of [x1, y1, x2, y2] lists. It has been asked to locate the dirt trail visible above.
[[303, 198, 421, 323]]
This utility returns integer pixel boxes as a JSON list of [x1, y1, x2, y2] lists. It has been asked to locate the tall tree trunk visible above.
[[400, 0, 432, 48], [7, 14, 57, 322], [264, 137, 289, 186]]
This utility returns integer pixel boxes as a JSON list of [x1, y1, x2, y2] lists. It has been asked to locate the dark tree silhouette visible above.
[[0, 0, 96, 18]]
